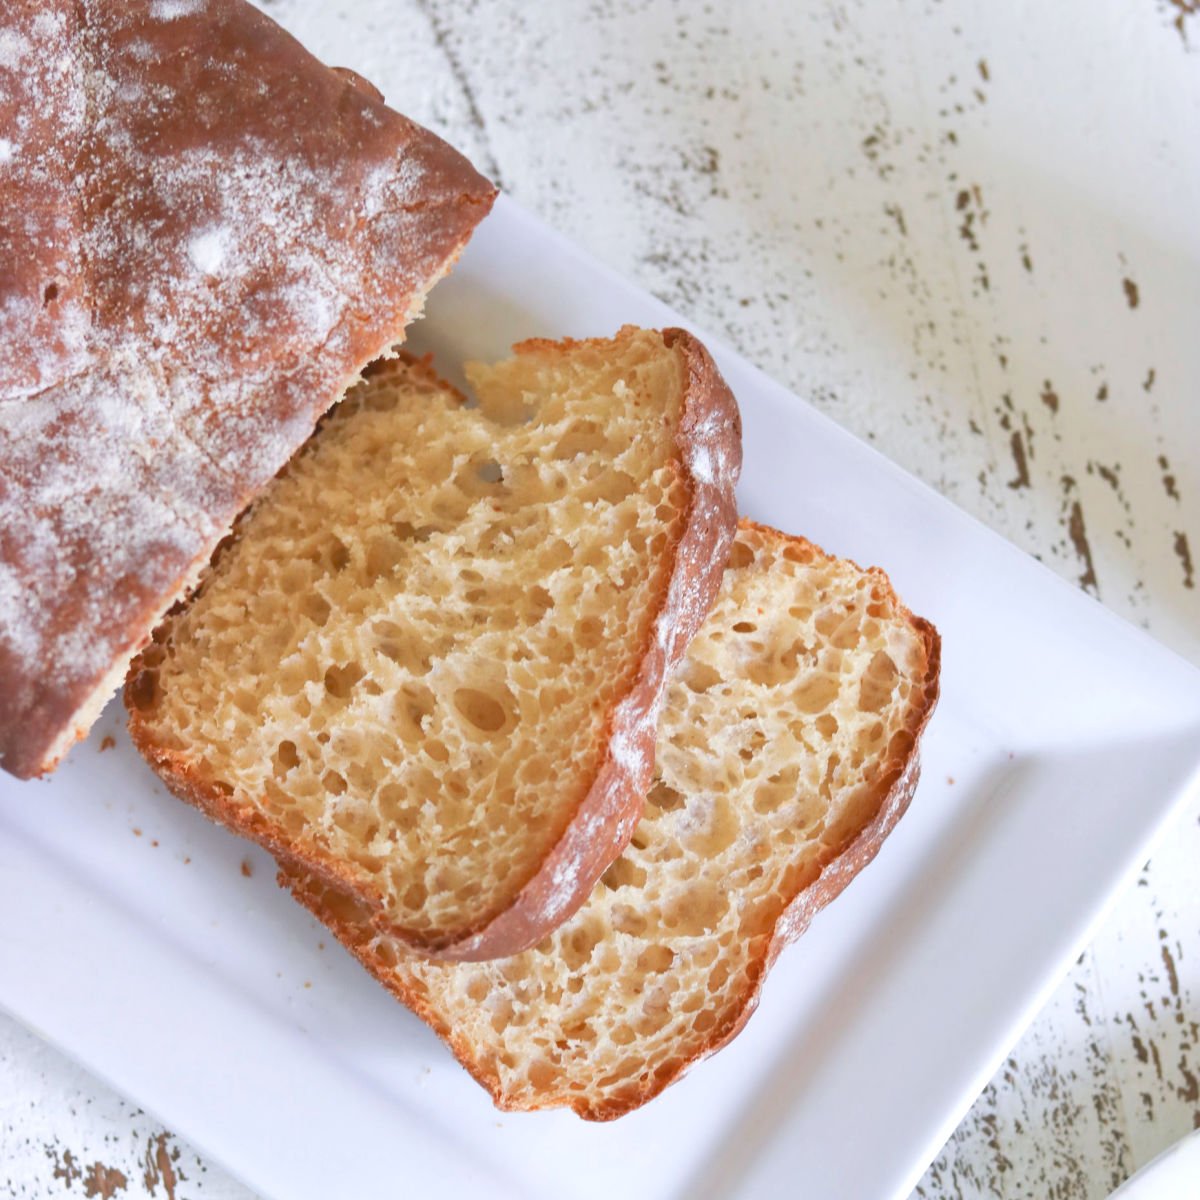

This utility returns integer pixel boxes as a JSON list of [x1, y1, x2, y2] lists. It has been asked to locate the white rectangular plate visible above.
[[3, 198, 1200, 1200]]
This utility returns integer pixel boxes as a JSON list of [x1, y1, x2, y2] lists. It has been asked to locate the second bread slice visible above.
[[126, 327, 741, 959]]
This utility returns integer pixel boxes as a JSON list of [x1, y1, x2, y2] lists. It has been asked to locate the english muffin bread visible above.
[[0, 0, 494, 778], [284, 521, 940, 1119], [127, 328, 742, 959]]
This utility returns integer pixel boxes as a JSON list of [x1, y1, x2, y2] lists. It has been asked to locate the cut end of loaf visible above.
[[127, 326, 741, 957], [285, 520, 941, 1120]]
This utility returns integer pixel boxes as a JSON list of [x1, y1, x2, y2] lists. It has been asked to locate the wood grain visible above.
[[2, 0, 1196, 1195]]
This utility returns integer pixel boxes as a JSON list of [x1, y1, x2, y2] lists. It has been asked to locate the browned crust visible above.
[[281, 519, 942, 1120], [0, 0, 495, 779], [127, 326, 741, 960]]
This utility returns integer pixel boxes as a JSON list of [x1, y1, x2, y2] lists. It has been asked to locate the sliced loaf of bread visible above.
[[126, 327, 741, 959], [283, 520, 940, 1119]]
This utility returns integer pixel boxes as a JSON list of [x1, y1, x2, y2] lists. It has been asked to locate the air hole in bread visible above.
[[324, 662, 364, 699], [646, 781, 685, 814], [682, 661, 721, 693], [602, 858, 647, 891], [274, 740, 299, 774], [327, 537, 350, 572], [453, 687, 512, 735], [302, 594, 331, 627], [636, 945, 674, 973], [858, 651, 898, 713], [423, 738, 450, 763], [815, 713, 839, 739]]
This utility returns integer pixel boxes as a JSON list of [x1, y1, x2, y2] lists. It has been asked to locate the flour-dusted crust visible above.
[[0, 0, 495, 779], [281, 521, 941, 1119]]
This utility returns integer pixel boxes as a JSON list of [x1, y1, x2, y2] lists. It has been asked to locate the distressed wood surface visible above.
[[3, 1, 1197, 1196]]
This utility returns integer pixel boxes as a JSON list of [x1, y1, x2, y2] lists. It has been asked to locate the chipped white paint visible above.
[[3, 1, 1197, 1197], [0, 1020, 227, 1198]]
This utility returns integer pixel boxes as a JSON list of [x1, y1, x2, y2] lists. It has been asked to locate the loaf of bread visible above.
[[126, 328, 742, 959], [0, 0, 495, 778], [284, 521, 940, 1119]]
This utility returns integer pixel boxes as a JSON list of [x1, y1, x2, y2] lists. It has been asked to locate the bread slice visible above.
[[0, 0, 494, 778], [282, 520, 940, 1120], [126, 327, 742, 959]]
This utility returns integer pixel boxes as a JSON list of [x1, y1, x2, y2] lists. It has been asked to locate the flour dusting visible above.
[[187, 228, 227, 275], [148, 0, 206, 20], [689, 444, 714, 484], [0, 28, 30, 69]]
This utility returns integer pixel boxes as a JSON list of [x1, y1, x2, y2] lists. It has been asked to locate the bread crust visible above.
[[0, 0, 495, 779], [281, 520, 941, 1119], [126, 328, 742, 960]]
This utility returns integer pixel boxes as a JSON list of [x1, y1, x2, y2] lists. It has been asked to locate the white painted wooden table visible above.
[[3, 2, 1197, 1196]]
